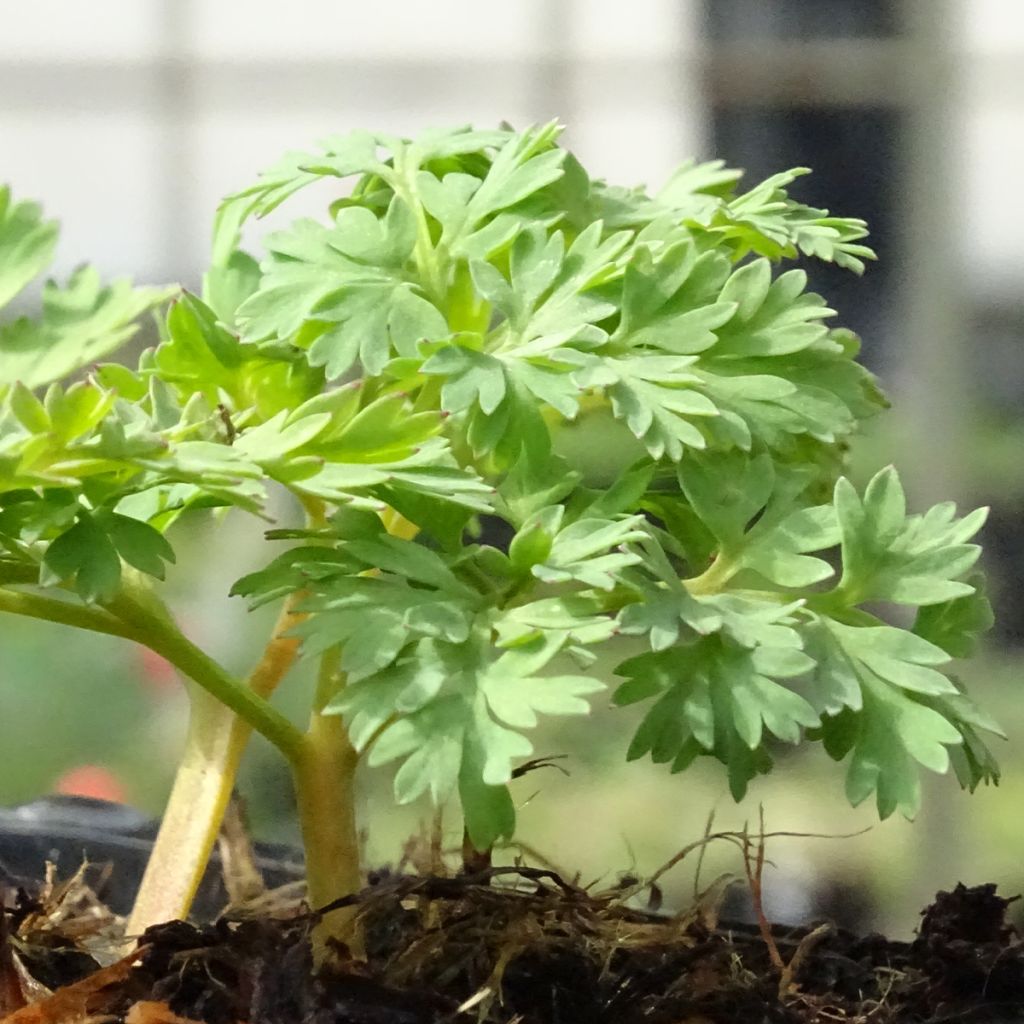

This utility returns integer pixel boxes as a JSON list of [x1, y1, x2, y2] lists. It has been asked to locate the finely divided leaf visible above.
[[331, 621, 603, 846], [615, 632, 818, 800], [835, 467, 986, 606], [1, 268, 173, 390], [913, 572, 994, 658], [0, 187, 59, 309]]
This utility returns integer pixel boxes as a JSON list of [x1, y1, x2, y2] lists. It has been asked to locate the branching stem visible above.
[[0, 578, 307, 940], [684, 554, 738, 595], [0, 587, 144, 642], [124, 595, 307, 941], [107, 580, 305, 760]]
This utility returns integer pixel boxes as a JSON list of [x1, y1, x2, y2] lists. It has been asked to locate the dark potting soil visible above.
[[3, 867, 1024, 1024]]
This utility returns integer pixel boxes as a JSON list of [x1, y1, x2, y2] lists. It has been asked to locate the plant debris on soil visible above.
[[3, 863, 1024, 1024]]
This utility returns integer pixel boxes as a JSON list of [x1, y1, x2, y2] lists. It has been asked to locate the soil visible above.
[[3, 863, 1024, 1024]]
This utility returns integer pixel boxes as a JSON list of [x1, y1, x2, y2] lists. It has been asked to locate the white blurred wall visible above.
[[1, 0, 705, 285], [960, 0, 1024, 297], [1, 1, 1020, 300]]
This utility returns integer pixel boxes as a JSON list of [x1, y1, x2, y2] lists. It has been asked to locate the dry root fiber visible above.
[[3, 862, 1024, 1024]]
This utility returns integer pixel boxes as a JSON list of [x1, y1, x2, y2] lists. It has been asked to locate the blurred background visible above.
[[2, 0, 1022, 937]]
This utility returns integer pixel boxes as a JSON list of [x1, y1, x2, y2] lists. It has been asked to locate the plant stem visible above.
[[124, 596, 306, 941], [393, 157, 447, 307], [293, 647, 364, 961], [107, 584, 305, 761], [0, 587, 145, 642], [0, 578, 310, 940], [684, 553, 738, 596], [291, 507, 422, 961], [446, 260, 491, 333], [0, 579, 304, 763], [124, 684, 243, 941]]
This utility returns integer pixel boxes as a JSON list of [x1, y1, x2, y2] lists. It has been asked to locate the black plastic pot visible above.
[[0, 795, 303, 917]]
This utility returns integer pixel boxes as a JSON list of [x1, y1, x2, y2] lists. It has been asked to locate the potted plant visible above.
[[0, 124, 1009, 1021]]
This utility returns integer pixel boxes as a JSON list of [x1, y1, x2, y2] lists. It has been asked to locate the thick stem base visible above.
[[292, 712, 364, 962]]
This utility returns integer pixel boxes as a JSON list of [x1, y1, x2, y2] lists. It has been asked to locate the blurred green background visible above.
[[2, 0, 1022, 939]]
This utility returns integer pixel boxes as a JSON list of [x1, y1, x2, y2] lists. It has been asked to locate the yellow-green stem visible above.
[[294, 648, 364, 961], [289, 506, 419, 962], [684, 554, 738, 595], [108, 584, 305, 760], [293, 719, 363, 961], [123, 597, 306, 941], [0, 582, 303, 758], [124, 685, 243, 940], [0, 587, 145, 641], [395, 160, 447, 306]]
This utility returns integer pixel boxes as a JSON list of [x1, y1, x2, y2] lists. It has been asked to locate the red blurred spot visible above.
[[54, 765, 128, 803], [137, 645, 178, 694]]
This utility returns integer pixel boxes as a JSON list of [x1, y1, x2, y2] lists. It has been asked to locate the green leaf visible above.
[[618, 533, 723, 650], [290, 533, 487, 682], [834, 468, 986, 606], [0, 267, 173, 390], [135, 440, 268, 512], [212, 129, 388, 263], [678, 449, 775, 549], [342, 535, 475, 596], [577, 353, 716, 460], [799, 605, 996, 817], [237, 200, 450, 382], [42, 510, 122, 602], [423, 222, 630, 465], [299, 578, 474, 680], [740, 503, 839, 587], [460, 738, 517, 850], [420, 122, 567, 253], [231, 545, 362, 608], [494, 592, 619, 648], [709, 592, 807, 651], [716, 264, 833, 356], [496, 445, 580, 525], [798, 616, 862, 716], [42, 381, 118, 444], [532, 514, 647, 590], [821, 618, 956, 697], [615, 241, 734, 355], [656, 159, 743, 220], [921, 683, 1004, 792], [365, 695, 466, 804], [841, 675, 963, 818], [8, 380, 50, 433], [494, 222, 626, 350], [233, 409, 332, 464], [687, 167, 877, 272], [913, 572, 994, 658], [333, 617, 601, 842], [202, 249, 261, 327], [584, 459, 656, 518], [508, 505, 563, 573], [0, 186, 59, 309], [424, 345, 571, 465], [426, 345, 507, 416], [672, 449, 837, 589], [615, 632, 818, 799], [97, 510, 176, 580], [479, 637, 603, 730], [157, 294, 244, 402]]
